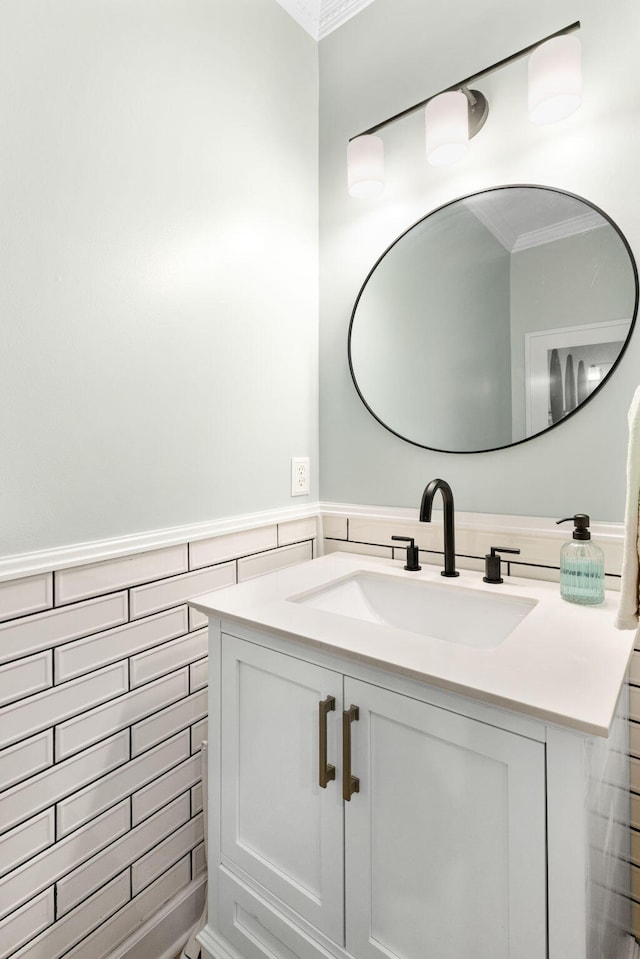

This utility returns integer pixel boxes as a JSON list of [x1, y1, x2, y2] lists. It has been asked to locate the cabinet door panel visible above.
[[344, 678, 546, 959], [221, 635, 344, 942], [219, 867, 336, 959]]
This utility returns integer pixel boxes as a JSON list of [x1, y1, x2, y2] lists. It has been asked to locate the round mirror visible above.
[[348, 185, 638, 453]]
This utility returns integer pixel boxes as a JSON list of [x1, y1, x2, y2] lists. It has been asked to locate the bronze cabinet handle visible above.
[[319, 696, 336, 788], [342, 705, 360, 801]]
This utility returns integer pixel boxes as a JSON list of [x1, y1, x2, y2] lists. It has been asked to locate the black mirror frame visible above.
[[348, 184, 639, 454]]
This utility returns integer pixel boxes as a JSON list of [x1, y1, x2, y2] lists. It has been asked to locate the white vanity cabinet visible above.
[[344, 676, 546, 959], [209, 628, 549, 959], [219, 634, 345, 944], [193, 553, 632, 959]]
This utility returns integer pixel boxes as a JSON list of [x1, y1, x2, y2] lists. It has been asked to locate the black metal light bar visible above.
[[349, 20, 581, 141]]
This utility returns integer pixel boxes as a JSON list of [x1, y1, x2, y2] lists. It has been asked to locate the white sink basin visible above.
[[290, 571, 537, 649]]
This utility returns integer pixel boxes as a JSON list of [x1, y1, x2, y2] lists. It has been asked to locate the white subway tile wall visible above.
[[57, 732, 191, 837], [189, 656, 208, 693], [188, 606, 209, 631], [190, 717, 208, 756], [278, 517, 318, 547], [62, 857, 191, 959], [190, 782, 203, 817], [131, 754, 202, 826], [55, 607, 189, 684], [129, 563, 236, 621], [131, 812, 204, 895], [0, 652, 53, 706], [130, 690, 207, 757], [0, 888, 54, 957], [0, 801, 131, 921], [323, 539, 392, 559], [0, 523, 315, 959], [55, 668, 190, 760], [326, 512, 624, 578], [130, 627, 208, 688], [0, 574, 53, 623], [192, 841, 206, 879], [322, 513, 623, 590], [0, 731, 54, 792], [189, 526, 278, 571], [0, 812, 56, 880], [55, 546, 189, 606], [0, 662, 129, 751], [0, 592, 129, 664], [321, 515, 347, 540], [237, 541, 313, 582], [12, 871, 131, 959], [56, 795, 191, 915]]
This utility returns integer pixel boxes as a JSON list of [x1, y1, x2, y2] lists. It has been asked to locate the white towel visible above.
[[616, 385, 640, 629]]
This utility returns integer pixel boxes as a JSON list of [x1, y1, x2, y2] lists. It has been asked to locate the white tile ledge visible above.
[[0, 504, 320, 584], [319, 502, 624, 543]]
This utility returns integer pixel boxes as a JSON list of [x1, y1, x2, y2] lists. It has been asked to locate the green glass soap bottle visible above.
[[556, 514, 605, 606]]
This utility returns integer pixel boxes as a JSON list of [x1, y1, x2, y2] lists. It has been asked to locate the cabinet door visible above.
[[221, 635, 344, 943], [344, 678, 547, 959]]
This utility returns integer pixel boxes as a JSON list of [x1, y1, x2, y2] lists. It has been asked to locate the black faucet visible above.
[[419, 478, 459, 578]]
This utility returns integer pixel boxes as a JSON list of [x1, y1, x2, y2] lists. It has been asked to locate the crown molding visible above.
[[319, 0, 376, 38], [466, 202, 517, 252], [512, 211, 606, 252], [274, 0, 319, 38], [274, 0, 375, 40], [468, 204, 605, 254]]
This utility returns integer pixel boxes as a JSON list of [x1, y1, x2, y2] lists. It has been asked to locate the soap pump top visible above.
[[556, 513, 592, 540], [555, 513, 604, 606]]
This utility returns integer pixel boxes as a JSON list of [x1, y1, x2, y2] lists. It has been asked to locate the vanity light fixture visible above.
[[347, 133, 385, 198], [425, 87, 488, 167], [528, 34, 582, 124], [425, 90, 469, 166], [347, 21, 581, 195]]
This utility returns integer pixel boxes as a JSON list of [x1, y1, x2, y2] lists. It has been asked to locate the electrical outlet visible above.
[[291, 457, 310, 496]]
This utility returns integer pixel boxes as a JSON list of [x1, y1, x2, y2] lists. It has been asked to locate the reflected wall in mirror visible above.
[[348, 186, 639, 453]]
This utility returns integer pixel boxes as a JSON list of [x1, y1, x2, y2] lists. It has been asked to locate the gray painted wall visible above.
[[0, 0, 319, 557], [350, 205, 512, 450], [319, 0, 640, 521]]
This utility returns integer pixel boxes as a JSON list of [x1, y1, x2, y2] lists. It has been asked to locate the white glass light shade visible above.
[[425, 91, 469, 166], [347, 135, 384, 198], [528, 35, 582, 124]]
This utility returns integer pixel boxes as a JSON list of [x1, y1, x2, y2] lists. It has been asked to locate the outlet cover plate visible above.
[[291, 457, 310, 496]]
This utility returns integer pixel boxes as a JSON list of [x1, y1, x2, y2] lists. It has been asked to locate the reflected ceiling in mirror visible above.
[[348, 185, 638, 453]]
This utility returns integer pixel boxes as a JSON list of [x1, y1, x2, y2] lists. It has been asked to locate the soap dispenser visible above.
[[556, 514, 605, 606]]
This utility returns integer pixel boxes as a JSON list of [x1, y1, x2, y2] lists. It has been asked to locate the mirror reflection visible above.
[[348, 186, 638, 453]]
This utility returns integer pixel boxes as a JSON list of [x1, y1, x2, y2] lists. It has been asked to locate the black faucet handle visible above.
[[490, 546, 520, 558], [391, 535, 422, 572], [483, 546, 520, 584]]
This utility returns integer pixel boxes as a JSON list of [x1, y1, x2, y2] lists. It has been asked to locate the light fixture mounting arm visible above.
[[460, 87, 489, 139]]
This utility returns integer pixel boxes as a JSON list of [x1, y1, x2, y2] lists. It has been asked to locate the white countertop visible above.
[[190, 551, 636, 737]]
